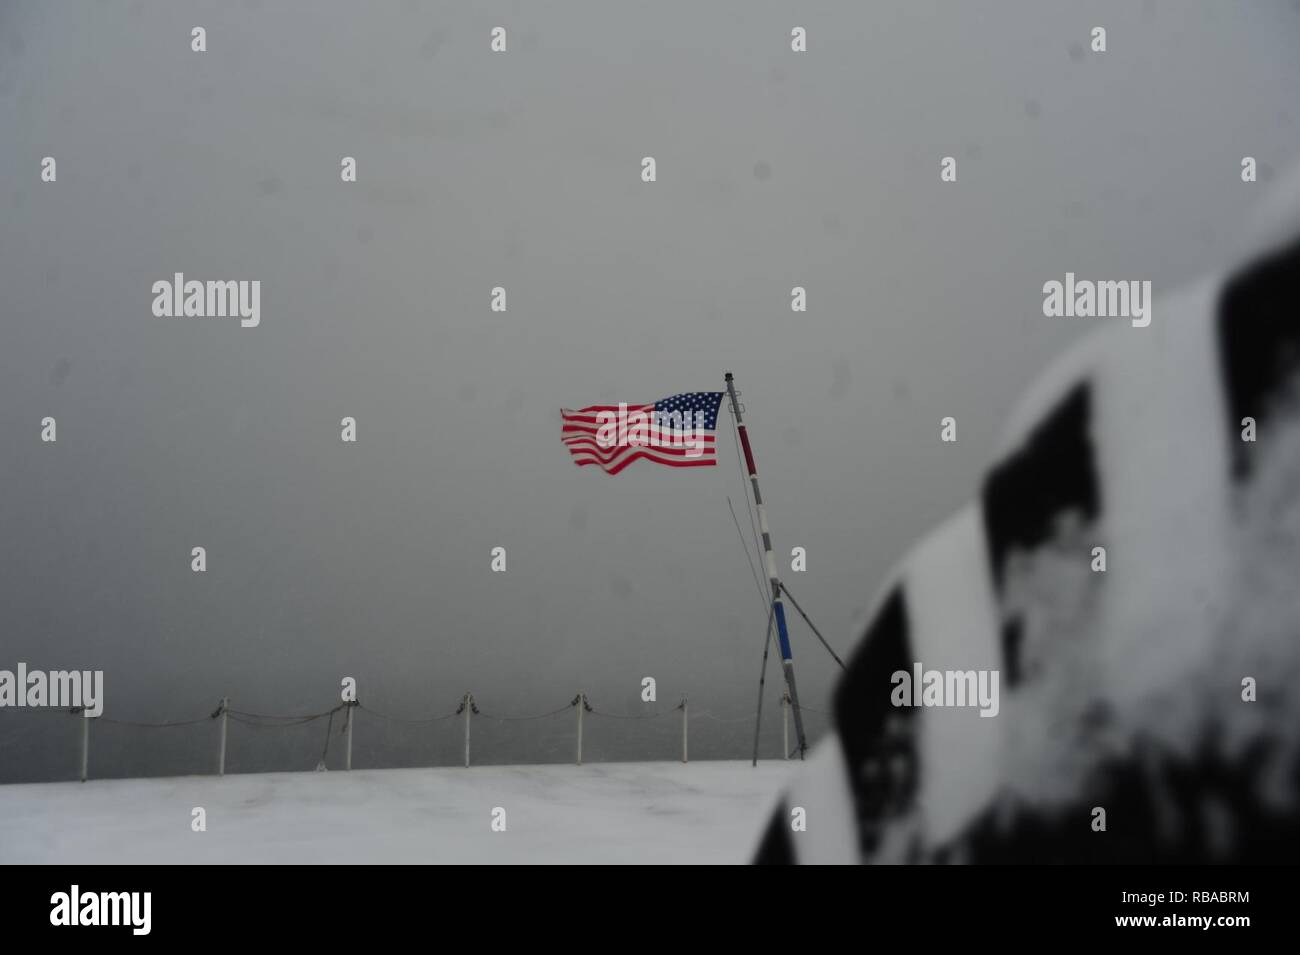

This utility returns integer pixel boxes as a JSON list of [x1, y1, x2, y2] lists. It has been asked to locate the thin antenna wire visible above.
[[728, 496, 770, 616], [728, 492, 784, 763], [751, 601, 776, 766]]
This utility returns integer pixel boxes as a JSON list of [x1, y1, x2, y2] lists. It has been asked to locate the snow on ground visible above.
[[0, 759, 796, 864]]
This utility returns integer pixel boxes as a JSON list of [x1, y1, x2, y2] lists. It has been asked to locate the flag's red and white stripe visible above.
[[560, 405, 717, 475]]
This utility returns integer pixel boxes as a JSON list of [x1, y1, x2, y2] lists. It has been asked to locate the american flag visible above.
[[560, 392, 726, 475]]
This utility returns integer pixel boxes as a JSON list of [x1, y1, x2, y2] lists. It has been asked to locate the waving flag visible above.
[[561, 392, 725, 475]]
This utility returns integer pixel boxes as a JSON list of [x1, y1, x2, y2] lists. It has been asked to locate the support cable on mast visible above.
[[779, 581, 847, 671]]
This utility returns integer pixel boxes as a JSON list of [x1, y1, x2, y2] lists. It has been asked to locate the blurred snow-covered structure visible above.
[[758, 166, 1300, 864]]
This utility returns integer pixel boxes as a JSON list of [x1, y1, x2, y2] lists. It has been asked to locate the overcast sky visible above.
[[2, 1, 1299, 781]]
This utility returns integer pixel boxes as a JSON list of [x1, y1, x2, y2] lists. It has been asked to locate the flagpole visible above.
[[725, 371, 808, 758]]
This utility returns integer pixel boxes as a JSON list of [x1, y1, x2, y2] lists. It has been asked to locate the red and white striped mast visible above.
[[724, 371, 808, 758]]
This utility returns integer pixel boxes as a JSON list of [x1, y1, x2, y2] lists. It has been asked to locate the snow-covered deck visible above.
[[0, 760, 794, 864]]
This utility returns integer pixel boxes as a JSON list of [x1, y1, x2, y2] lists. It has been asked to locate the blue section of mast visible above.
[[774, 601, 793, 662]]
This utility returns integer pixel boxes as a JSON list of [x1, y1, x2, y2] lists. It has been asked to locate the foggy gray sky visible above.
[[2, 1, 1299, 781]]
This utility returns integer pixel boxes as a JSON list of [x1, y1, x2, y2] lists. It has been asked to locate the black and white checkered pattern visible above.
[[756, 207, 1300, 865]]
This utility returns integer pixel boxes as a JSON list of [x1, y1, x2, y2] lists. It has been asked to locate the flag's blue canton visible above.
[[654, 392, 724, 429]]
